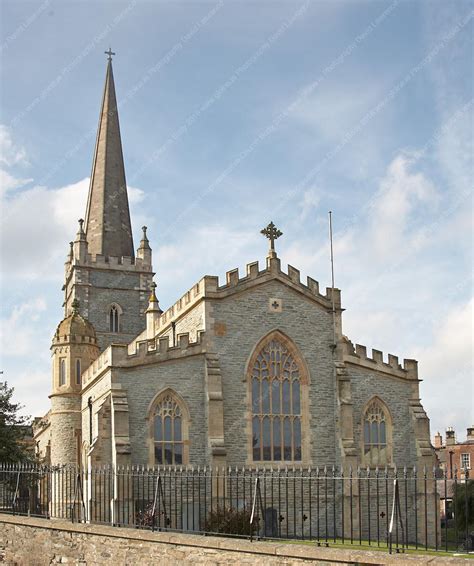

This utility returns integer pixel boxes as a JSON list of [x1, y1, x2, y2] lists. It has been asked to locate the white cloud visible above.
[[0, 297, 48, 358], [0, 125, 28, 167], [1, 177, 146, 280], [6, 369, 51, 420], [1, 179, 89, 279], [298, 188, 321, 221], [367, 153, 439, 259], [414, 298, 474, 435], [292, 81, 383, 143], [0, 169, 33, 196]]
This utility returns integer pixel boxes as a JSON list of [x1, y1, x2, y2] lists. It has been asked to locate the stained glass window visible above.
[[363, 399, 389, 465], [251, 338, 302, 462], [153, 394, 184, 465]]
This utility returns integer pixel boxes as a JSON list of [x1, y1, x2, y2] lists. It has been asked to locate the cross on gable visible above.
[[261, 221, 283, 256]]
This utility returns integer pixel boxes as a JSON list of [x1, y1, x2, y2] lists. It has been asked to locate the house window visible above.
[[75, 359, 81, 385], [251, 337, 303, 462], [461, 453, 471, 470], [59, 358, 66, 386], [153, 393, 186, 465], [109, 305, 120, 332], [363, 398, 391, 466]]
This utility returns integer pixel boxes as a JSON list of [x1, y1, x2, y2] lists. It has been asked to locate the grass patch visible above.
[[260, 536, 474, 559]]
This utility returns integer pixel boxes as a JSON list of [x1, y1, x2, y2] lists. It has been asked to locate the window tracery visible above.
[[250, 337, 303, 462], [152, 393, 186, 465], [363, 398, 391, 465]]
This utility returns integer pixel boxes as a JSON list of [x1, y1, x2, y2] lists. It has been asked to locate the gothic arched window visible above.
[[249, 333, 308, 463], [362, 398, 392, 466], [109, 305, 120, 333], [150, 391, 189, 466]]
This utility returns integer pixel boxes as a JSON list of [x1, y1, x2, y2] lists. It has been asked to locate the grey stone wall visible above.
[[159, 301, 205, 344], [347, 366, 417, 467], [80, 370, 113, 460], [66, 264, 153, 351], [116, 355, 208, 466], [50, 395, 81, 465], [209, 279, 337, 468], [3, 515, 430, 565]]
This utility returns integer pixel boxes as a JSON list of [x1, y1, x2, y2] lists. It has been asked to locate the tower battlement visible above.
[[66, 252, 152, 273]]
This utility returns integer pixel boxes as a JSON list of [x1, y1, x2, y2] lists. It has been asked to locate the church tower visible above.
[[63, 54, 154, 351]]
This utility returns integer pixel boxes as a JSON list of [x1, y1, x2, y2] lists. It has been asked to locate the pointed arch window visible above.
[[250, 335, 307, 463], [363, 398, 392, 466], [150, 392, 189, 466], [109, 305, 120, 333]]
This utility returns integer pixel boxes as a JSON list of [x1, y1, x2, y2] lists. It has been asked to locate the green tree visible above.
[[0, 381, 32, 463]]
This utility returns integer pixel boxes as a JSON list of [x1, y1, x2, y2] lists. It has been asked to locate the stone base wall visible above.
[[1, 514, 462, 565]]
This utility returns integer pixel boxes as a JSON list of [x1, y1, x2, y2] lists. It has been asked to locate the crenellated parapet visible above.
[[127, 330, 206, 362], [153, 257, 339, 341], [66, 252, 153, 275], [82, 332, 207, 389], [342, 337, 418, 380], [157, 279, 208, 328], [212, 258, 339, 309]]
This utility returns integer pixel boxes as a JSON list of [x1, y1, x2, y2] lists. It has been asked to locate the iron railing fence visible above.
[[0, 464, 471, 555]]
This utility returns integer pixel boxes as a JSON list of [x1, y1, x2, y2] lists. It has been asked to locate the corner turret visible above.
[[137, 225, 152, 265], [146, 282, 162, 340], [73, 219, 88, 263], [49, 299, 99, 465]]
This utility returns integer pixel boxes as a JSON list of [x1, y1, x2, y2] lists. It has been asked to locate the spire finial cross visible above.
[[105, 48, 116, 61], [261, 221, 283, 257]]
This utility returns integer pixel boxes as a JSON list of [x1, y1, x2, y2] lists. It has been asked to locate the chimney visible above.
[[467, 426, 474, 441], [434, 432, 443, 449], [446, 427, 456, 446]]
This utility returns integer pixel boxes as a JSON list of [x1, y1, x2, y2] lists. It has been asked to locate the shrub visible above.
[[135, 503, 169, 529], [205, 506, 256, 536]]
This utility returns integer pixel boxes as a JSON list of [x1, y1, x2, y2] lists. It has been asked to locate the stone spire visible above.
[[84, 55, 134, 259]]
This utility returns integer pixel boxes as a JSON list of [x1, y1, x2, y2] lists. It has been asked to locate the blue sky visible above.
[[0, 1, 472, 443]]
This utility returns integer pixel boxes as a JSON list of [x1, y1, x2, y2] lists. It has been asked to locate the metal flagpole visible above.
[[328, 211, 339, 467], [329, 211, 336, 349]]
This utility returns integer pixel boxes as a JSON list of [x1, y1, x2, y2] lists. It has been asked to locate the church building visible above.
[[33, 56, 435, 475]]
